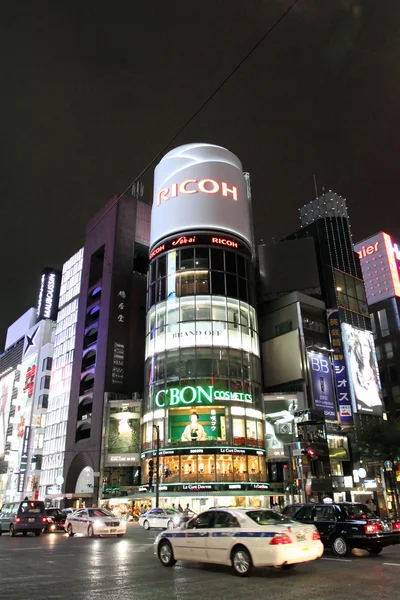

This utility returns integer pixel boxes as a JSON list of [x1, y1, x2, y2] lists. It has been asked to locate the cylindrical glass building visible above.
[[140, 143, 269, 511]]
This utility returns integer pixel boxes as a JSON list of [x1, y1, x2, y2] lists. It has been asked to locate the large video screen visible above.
[[264, 398, 298, 457], [168, 407, 226, 443], [341, 324, 383, 416], [107, 406, 140, 456]]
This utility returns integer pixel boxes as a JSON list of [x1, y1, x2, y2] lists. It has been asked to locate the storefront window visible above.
[[197, 454, 216, 482], [233, 455, 247, 481], [246, 419, 257, 445], [161, 456, 179, 482], [181, 455, 197, 481], [216, 455, 233, 481]]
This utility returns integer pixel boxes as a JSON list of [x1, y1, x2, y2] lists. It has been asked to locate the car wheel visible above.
[[166, 520, 174, 530], [367, 547, 383, 555], [231, 546, 252, 577], [67, 524, 75, 537], [158, 540, 176, 567], [10, 525, 16, 537], [332, 536, 351, 557], [143, 520, 150, 530], [88, 524, 97, 538]]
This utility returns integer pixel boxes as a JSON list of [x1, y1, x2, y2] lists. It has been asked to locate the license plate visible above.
[[297, 534, 306, 542], [28, 518, 35, 522], [382, 523, 392, 532], [110, 528, 117, 533]]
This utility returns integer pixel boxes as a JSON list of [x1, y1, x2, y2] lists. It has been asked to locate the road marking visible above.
[[383, 563, 400, 567], [321, 557, 352, 562]]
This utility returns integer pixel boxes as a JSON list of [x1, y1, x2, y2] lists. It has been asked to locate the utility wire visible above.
[[87, 0, 301, 233]]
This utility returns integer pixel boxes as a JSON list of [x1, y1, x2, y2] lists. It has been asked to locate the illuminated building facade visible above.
[[140, 144, 268, 511]]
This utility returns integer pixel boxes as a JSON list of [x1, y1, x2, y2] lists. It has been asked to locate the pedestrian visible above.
[[140, 504, 146, 515], [178, 504, 183, 513], [183, 503, 194, 518]]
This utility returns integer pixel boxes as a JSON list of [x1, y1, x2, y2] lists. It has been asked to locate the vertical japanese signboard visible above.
[[327, 310, 353, 424], [308, 352, 337, 420]]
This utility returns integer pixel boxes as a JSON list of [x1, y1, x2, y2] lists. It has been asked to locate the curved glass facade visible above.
[[141, 234, 267, 497]]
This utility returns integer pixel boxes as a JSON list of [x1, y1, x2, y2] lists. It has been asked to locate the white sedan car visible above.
[[65, 507, 126, 537], [139, 508, 183, 530], [154, 508, 323, 576]]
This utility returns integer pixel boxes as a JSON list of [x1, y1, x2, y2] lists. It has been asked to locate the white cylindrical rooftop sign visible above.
[[150, 143, 252, 248]]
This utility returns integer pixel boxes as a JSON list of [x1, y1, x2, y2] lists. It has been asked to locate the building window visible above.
[[377, 309, 389, 337], [384, 342, 394, 359], [40, 375, 51, 390], [38, 394, 49, 409], [389, 366, 398, 383], [330, 461, 343, 476], [370, 313, 377, 337], [392, 385, 400, 404], [42, 357, 53, 371], [334, 269, 368, 316]]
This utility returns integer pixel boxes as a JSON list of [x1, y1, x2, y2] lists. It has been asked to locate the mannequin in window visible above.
[[181, 411, 207, 442]]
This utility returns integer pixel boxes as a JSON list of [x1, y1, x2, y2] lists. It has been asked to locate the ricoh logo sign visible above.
[[150, 143, 253, 248], [156, 178, 237, 206]]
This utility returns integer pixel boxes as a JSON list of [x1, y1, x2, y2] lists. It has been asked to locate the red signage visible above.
[[149, 233, 247, 260], [357, 241, 379, 258]]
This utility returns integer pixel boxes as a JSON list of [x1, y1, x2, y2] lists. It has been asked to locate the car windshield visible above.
[[88, 508, 115, 518], [165, 509, 180, 515], [246, 510, 295, 525], [341, 504, 376, 520]]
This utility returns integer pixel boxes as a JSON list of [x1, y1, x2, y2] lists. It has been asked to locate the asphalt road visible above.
[[1, 524, 400, 600]]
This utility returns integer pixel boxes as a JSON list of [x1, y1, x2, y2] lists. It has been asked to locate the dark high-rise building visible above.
[[258, 192, 384, 505], [140, 144, 268, 513], [63, 193, 151, 505]]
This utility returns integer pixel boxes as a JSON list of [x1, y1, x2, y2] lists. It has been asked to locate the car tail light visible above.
[[366, 523, 382, 534], [42, 517, 47, 523], [392, 522, 400, 530], [15, 517, 21, 523], [270, 533, 292, 545], [312, 531, 321, 541]]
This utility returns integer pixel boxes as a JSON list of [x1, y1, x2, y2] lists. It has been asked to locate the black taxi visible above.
[[282, 502, 400, 557]]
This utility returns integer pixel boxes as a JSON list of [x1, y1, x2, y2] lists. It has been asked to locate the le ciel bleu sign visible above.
[[154, 385, 252, 408]]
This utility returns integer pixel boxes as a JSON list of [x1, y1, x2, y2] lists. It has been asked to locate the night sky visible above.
[[1, 0, 400, 345]]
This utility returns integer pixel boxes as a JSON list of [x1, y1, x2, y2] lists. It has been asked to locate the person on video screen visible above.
[[181, 411, 207, 442]]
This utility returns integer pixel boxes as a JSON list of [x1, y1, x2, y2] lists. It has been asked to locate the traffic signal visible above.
[[148, 459, 154, 486]]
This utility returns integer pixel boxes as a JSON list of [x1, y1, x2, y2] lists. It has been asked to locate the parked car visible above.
[[65, 507, 126, 537], [155, 508, 323, 576], [0, 500, 47, 536], [139, 508, 183, 530], [282, 502, 400, 557], [44, 508, 66, 533]]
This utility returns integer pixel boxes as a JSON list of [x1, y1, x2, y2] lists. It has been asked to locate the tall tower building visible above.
[[140, 144, 268, 511]]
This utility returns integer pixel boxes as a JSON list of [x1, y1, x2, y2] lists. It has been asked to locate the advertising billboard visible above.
[[150, 143, 252, 248], [264, 397, 301, 458], [354, 232, 400, 305], [327, 310, 353, 424], [308, 352, 337, 421], [36, 268, 61, 322], [168, 407, 226, 443], [106, 404, 140, 466], [0, 371, 15, 460], [341, 324, 383, 415]]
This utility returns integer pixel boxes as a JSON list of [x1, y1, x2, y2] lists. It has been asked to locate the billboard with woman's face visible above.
[[341, 324, 383, 416], [168, 407, 226, 443]]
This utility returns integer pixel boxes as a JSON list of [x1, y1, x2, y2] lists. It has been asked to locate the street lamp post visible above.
[[153, 424, 160, 508]]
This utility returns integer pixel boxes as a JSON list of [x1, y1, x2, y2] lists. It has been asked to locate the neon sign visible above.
[[156, 179, 238, 206], [357, 241, 379, 258], [155, 385, 252, 408], [149, 233, 246, 260]]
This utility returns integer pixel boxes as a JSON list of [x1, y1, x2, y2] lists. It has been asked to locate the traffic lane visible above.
[[1, 527, 400, 600]]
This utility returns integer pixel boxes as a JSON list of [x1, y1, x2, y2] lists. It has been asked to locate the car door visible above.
[[207, 511, 240, 564], [293, 505, 314, 525], [312, 505, 336, 544], [184, 511, 215, 562], [71, 509, 85, 533], [148, 508, 164, 527]]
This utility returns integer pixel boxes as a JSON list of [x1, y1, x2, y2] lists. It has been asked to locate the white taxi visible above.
[[154, 508, 323, 576], [65, 507, 126, 537], [139, 508, 183, 530]]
